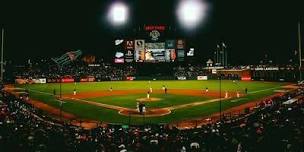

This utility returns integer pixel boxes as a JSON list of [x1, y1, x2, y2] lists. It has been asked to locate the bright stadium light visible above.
[[107, 2, 129, 26], [176, 0, 209, 30]]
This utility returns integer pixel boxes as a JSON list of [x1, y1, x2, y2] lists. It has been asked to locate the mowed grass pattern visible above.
[[17, 80, 287, 124], [18, 80, 284, 95], [86, 94, 212, 109]]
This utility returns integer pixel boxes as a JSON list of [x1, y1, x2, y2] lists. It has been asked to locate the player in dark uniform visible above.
[[245, 88, 248, 94]]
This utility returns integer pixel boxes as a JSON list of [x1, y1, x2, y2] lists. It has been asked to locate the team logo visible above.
[[150, 30, 160, 41]]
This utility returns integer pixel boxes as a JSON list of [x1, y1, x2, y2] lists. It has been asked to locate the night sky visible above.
[[1, 0, 302, 65]]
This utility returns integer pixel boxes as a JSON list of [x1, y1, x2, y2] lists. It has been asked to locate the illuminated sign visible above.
[[165, 40, 175, 49], [135, 40, 145, 50], [177, 39, 185, 49], [115, 39, 124, 45], [144, 25, 166, 31], [125, 40, 134, 49], [254, 67, 279, 71], [187, 48, 194, 56]]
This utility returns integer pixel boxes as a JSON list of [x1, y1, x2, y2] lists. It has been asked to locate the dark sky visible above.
[[1, 0, 303, 64]]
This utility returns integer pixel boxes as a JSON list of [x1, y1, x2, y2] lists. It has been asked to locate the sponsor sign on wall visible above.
[[177, 76, 187, 80], [197, 76, 208, 80], [126, 76, 136, 81], [61, 78, 75, 83], [32, 78, 47, 84], [15, 78, 47, 84], [241, 77, 252, 81], [80, 77, 95, 82]]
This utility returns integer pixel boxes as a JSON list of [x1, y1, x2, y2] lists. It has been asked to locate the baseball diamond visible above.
[[6, 80, 289, 125]]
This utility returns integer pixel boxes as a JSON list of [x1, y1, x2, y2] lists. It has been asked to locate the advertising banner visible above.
[[135, 40, 145, 51], [115, 39, 124, 46], [187, 48, 194, 56], [47, 78, 61, 83], [125, 50, 134, 63], [177, 50, 185, 61], [114, 52, 124, 63], [165, 49, 176, 62], [197, 76, 208, 80], [177, 39, 185, 49], [177, 76, 187, 80], [241, 77, 252, 81], [61, 78, 74, 83], [80, 76, 95, 82], [32, 78, 47, 84], [135, 40, 145, 62], [15, 78, 47, 84], [125, 40, 134, 50], [165, 40, 175, 49], [126, 76, 136, 81]]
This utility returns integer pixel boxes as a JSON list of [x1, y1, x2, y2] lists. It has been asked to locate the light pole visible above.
[[219, 71, 222, 121], [1, 28, 4, 82], [298, 22, 302, 81]]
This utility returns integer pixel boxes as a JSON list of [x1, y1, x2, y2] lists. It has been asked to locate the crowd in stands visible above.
[[10, 57, 300, 82], [1, 86, 304, 151], [13, 60, 136, 81], [173, 65, 210, 79], [13, 59, 215, 81]]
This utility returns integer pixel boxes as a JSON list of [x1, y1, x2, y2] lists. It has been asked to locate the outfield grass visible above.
[[16, 80, 287, 125], [18, 80, 283, 94]]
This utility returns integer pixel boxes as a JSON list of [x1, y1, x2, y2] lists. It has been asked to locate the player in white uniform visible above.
[[147, 91, 150, 99]]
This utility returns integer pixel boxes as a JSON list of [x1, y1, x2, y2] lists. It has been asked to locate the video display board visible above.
[[114, 37, 190, 63]]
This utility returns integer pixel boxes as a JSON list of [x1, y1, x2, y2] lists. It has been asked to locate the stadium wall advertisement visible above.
[[241, 77, 252, 81], [15, 78, 47, 84], [46, 78, 75, 83], [197, 76, 208, 80], [61, 78, 75, 83], [126, 76, 136, 81], [177, 76, 187, 80], [80, 76, 95, 82]]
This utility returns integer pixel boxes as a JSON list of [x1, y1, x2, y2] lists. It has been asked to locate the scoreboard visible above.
[[114, 25, 193, 63]]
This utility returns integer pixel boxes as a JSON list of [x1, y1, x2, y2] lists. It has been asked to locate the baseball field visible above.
[[11, 80, 289, 125]]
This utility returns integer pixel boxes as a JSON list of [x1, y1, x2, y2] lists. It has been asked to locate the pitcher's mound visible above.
[[119, 108, 171, 117], [136, 97, 162, 102]]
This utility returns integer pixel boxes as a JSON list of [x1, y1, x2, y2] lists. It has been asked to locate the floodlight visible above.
[[107, 2, 129, 26], [176, 0, 209, 30]]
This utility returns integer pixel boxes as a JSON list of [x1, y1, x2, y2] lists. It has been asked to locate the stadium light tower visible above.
[[107, 2, 129, 27], [176, 0, 209, 31]]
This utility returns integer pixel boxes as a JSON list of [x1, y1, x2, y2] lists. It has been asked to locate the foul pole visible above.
[[1, 28, 4, 82], [299, 22, 302, 81]]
